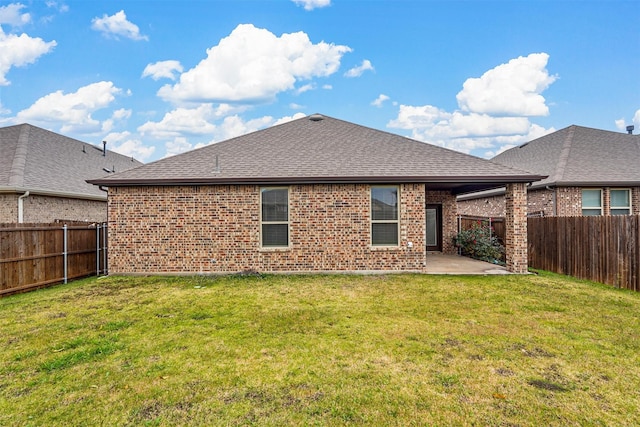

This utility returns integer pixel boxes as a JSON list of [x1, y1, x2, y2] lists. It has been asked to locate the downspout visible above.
[[546, 186, 557, 216], [17, 191, 30, 223]]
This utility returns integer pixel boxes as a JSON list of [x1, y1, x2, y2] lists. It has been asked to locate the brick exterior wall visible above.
[[527, 188, 555, 216], [425, 190, 458, 254], [107, 184, 436, 274], [505, 183, 528, 273], [555, 187, 582, 216], [1, 193, 106, 223], [459, 186, 640, 218], [457, 194, 505, 217], [0, 194, 19, 223]]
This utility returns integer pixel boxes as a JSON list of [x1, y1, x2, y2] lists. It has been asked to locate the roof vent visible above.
[[309, 114, 324, 122], [627, 125, 634, 135]]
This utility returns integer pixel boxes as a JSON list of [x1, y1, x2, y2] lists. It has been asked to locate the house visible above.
[[458, 125, 640, 217], [88, 114, 544, 274], [0, 123, 143, 223]]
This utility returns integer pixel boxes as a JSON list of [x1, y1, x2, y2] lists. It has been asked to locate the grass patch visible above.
[[1, 272, 639, 425]]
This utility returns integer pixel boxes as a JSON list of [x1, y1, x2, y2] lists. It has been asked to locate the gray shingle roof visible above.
[[492, 125, 640, 188], [0, 123, 143, 199], [89, 114, 542, 193]]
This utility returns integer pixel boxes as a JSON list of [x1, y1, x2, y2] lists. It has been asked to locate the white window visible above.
[[610, 189, 631, 215], [371, 186, 399, 246], [261, 187, 289, 247], [582, 189, 602, 216]]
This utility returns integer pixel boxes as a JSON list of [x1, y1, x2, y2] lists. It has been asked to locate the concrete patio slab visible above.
[[425, 253, 509, 275]]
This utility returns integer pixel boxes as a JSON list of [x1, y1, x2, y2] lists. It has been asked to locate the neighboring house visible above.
[[458, 125, 640, 217], [88, 114, 543, 274], [0, 123, 143, 223]]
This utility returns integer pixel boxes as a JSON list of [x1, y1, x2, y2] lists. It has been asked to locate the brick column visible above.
[[505, 183, 528, 273]]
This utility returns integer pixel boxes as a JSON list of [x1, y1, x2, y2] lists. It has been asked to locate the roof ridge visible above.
[[7, 124, 29, 187], [551, 125, 575, 183]]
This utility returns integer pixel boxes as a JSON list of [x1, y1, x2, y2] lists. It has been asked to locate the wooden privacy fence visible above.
[[0, 223, 107, 296], [528, 216, 639, 291], [458, 215, 506, 244]]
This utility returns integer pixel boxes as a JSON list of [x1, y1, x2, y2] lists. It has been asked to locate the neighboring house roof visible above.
[[0, 123, 143, 200], [89, 114, 543, 194], [458, 125, 640, 200], [495, 125, 640, 188]]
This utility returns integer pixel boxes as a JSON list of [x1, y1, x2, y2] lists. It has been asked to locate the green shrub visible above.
[[454, 222, 504, 264]]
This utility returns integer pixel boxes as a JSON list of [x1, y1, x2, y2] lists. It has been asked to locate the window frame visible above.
[[260, 187, 290, 248], [610, 188, 632, 215], [581, 188, 603, 216], [370, 185, 400, 247]]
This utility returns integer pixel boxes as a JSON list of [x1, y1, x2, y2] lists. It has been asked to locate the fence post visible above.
[[63, 224, 68, 284], [457, 215, 461, 255], [102, 223, 107, 275], [489, 217, 493, 241], [96, 223, 101, 276]]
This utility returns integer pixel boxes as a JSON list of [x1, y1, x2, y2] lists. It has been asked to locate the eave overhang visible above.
[[88, 174, 545, 195], [536, 180, 640, 189], [0, 186, 107, 201]]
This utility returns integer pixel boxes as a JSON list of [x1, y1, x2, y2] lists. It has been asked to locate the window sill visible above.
[[259, 246, 291, 252], [369, 245, 402, 251]]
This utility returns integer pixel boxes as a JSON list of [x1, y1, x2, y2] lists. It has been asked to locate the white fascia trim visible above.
[[0, 186, 107, 201]]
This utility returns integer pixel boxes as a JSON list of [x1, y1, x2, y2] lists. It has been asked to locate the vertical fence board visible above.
[[528, 215, 639, 291], [0, 223, 107, 296]]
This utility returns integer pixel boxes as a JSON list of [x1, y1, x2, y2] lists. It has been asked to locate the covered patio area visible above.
[[425, 252, 509, 275]]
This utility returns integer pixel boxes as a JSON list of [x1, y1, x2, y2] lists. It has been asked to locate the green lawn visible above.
[[1, 272, 639, 426]]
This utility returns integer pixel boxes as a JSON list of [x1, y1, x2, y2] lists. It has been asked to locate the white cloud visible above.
[[101, 108, 132, 133], [157, 24, 351, 104], [91, 10, 148, 41], [46, 2, 69, 13], [289, 103, 304, 110], [371, 94, 390, 107], [456, 53, 557, 117], [344, 59, 374, 78], [0, 3, 30, 26], [104, 131, 155, 161], [322, 84, 332, 90], [146, 112, 305, 158], [16, 81, 121, 133], [295, 83, 315, 95], [617, 110, 640, 132], [485, 143, 517, 158], [112, 108, 132, 121], [0, 100, 9, 115], [389, 104, 555, 156], [142, 60, 183, 81], [273, 112, 306, 126], [164, 137, 194, 158], [0, 27, 57, 85], [388, 53, 558, 157], [292, 0, 331, 11], [210, 115, 274, 142], [391, 105, 530, 139], [138, 104, 221, 139]]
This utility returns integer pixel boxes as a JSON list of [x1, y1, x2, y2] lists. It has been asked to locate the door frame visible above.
[[426, 204, 442, 252]]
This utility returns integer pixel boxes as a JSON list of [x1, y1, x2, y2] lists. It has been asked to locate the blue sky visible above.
[[0, 0, 638, 162]]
